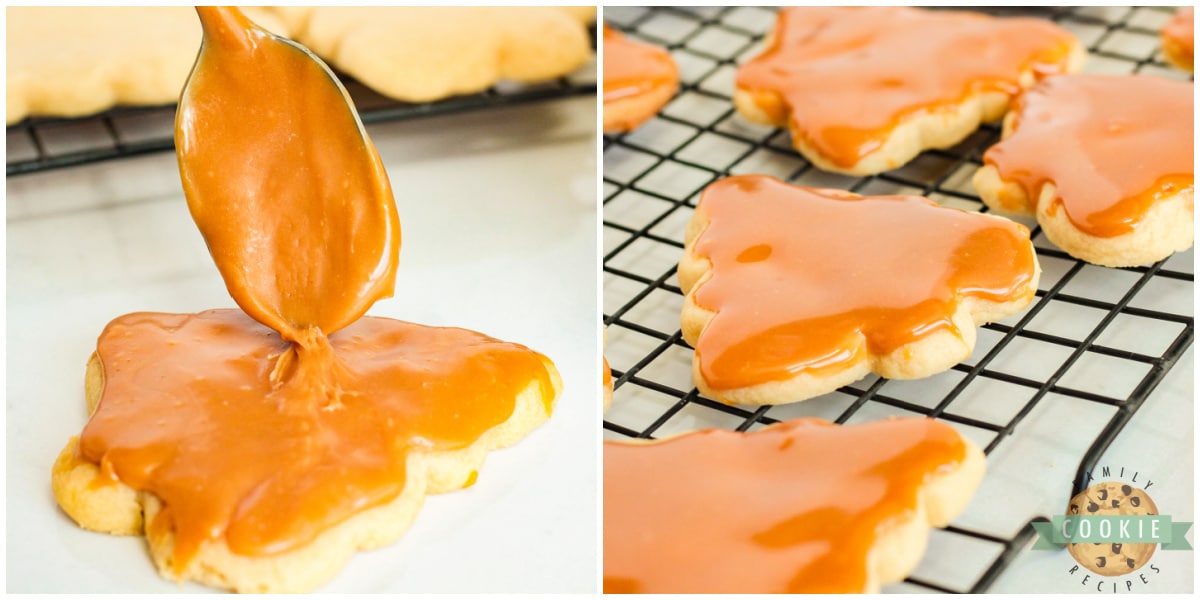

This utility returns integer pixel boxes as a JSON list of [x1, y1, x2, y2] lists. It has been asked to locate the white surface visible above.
[[6, 95, 599, 592], [988, 349, 1195, 593]]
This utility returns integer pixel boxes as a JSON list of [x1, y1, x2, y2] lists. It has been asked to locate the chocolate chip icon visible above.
[[1066, 482, 1159, 577]]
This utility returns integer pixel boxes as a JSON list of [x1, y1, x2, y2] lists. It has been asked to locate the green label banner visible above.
[[1033, 516, 1193, 550]]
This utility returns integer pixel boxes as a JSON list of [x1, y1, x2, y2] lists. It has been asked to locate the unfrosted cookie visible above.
[[734, 7, 1083, 175], [1162, 7, 1194, 72], [5, 7, 288, 124], [268, 7, 594, 103], [604, 417, 986, 593], [679, 175, 1039, 406], [6, 7, 593, 124], [53, 309, 561, 593], [974, 74, 1194, 267], [602, 25, 678, 133]]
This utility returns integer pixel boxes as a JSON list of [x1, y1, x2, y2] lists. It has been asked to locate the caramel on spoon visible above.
[[176, 6, 400, 346]]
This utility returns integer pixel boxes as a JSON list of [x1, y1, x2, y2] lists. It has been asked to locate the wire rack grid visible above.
[[6, 56, 596, 177], [602, 6, 1193, 593]]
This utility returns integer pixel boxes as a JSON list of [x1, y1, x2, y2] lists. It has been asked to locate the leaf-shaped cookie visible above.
[[177, 7, 400, 341], [604, 417, 985, 593], [734, 7, 1083, 175], [1161, 7, 1194, 72], [53, 309, 561, 592], [602, 25, 678, 133], [974, 74, 1194, 267], [679, 175, 1039, 406]]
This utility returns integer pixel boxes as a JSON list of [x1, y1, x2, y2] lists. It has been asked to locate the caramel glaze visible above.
[[602, 24, 677, 103], [603, 417, 968, 593], [177, 7, 400, 342], [71, 6, 555, 574], [983, 75, 1194, 238], [736, 7, 1077, 168], [80, 309, 553, 568], [690, 175, 1035, 391], [1162, 7, 1194, 68]]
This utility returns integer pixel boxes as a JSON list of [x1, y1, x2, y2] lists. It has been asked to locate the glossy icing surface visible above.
[[603, 417, 968, 593], [983, 74, 1194, 237], [602, 24, 676, 103], [688, 175, 1035, 390], [736, 7, 1076, 167], [1162, 7, 1194, 67], [80, 310, 553, 567]]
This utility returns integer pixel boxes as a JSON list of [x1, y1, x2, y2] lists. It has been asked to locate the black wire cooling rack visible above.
[[602, 6, 1193, 593], [6, 60, 596, 177]]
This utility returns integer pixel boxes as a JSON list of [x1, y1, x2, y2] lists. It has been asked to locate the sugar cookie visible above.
[[53, 310, 560, 593], [5, 7, 287, 124], [50, 7, 564, 592], [734, 7, 1083, 175], [268, 7, 594, 103], [1162, 7, 1194, 72], [604, 417, 986, 593], [603, 358, 614, 412], [974, 74, 1194, 267], [602, 25, 678, 133], [680, 175, 1039, 406], [602, 328, 614, 412]]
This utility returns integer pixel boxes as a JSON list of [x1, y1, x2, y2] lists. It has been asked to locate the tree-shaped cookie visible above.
[[604, 417, 986, 593], [974, 74, 1194, 267], [51, 8, 562, 593], [1161, 7, 1194, 72], [679, 175, 1039, 406], [734, 7, 1083, 175], [603, 24, 678, 133], [54, 311, 559, 592]]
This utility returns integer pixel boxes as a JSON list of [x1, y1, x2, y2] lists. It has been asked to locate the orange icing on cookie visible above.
[[80, 309, 553, 567], [71, 7, 555, 571], [603, 417, 969, 593], [602, 24, 677, 103], [983, 75, 1194, 238], [736, 7, 1077, 168], [689, 175, 1035, 391], [1162, 7, 1194, 70]]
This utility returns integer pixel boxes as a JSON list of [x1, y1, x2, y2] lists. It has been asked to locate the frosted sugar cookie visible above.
[[974, 74, 1194, 267], [734, 7, 1082, 175], [680, 175, 1039, 405]]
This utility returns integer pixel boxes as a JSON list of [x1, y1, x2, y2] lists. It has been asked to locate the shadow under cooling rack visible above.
[[602, 5, 1193, 594], [6, 70, 596, 177]]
